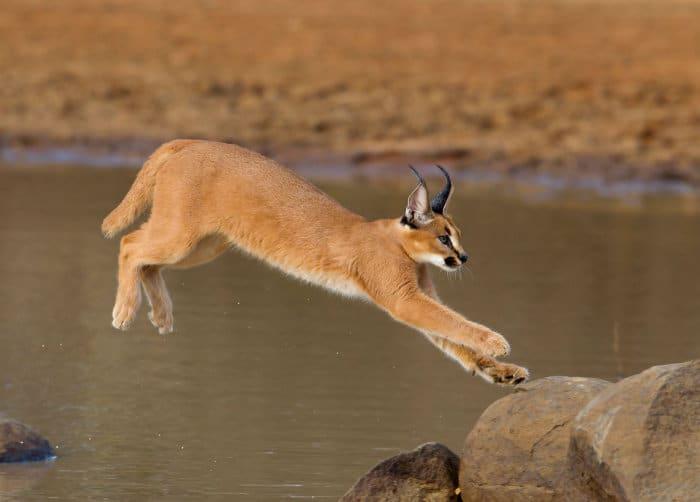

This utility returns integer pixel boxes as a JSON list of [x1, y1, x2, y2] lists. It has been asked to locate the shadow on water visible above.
[[0, 165, 699, 499]]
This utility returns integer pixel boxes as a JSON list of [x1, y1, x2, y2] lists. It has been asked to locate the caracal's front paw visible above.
[[148, 309, 173, 335], [483, 362, 529, 386], [479, 331, 510, 358]]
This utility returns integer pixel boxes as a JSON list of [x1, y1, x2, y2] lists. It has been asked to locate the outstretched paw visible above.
[[479, 331, 511, 358], [481, 361, 529, 386]]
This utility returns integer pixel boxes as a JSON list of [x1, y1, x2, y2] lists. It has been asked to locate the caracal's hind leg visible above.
[[112, 229, 146, 330], [112, 229, 198, 331], [170, 234, 229, 270], [139, 234, 229, 334], [140, 265, 173, 334]]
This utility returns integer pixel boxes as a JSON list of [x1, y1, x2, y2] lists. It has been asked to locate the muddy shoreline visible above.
[[3, 0, 700, 192], [1, 135, 696, 198]]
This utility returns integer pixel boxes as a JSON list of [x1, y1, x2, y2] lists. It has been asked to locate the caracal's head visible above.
[[398, 166, 469, 272]]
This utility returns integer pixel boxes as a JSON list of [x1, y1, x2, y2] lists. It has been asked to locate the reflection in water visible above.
[[0, 166, 699, 499], [0, 462, 53, 499]]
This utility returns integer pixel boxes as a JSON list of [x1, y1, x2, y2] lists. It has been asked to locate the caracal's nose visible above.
[[459, 253, 469, 263]]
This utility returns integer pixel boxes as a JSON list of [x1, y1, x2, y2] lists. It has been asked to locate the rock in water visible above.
[[459, 376, 610, 501], [0, 419, 54, 463], [567, 360, 700, 502], [341, 442, 461, 501]]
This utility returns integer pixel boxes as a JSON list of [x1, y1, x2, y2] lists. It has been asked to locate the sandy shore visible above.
[[2, 0, 700, 184]]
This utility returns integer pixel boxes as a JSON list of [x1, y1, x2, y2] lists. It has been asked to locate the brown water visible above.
[[1, 166, 699, 500]]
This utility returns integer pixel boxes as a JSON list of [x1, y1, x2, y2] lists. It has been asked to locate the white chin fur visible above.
[[419, 254, 457, 272]]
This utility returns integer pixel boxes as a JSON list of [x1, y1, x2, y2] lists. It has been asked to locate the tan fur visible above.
[[102, 140, 528, 385]]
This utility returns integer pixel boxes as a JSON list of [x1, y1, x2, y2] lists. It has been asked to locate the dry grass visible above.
[[2, 0, 700, 180]]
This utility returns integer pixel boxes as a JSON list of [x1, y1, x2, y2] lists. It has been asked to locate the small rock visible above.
[[341, 442, 461, 501], [567, 360, 700, 502], [459, 376, 609, 501], [0, 419, 54, 463]]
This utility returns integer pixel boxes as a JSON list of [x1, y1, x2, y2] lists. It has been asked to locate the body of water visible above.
[[0, 165, 699, 499]]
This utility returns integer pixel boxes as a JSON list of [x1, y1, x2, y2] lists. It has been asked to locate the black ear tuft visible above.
[[430, 165, 453, 214], [408, 165, 425, 186]]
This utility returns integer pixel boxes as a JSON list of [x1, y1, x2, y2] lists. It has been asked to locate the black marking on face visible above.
[[439, 235, 460, 259], [444, 256, 459, 268], [444, 227, 451, 236]]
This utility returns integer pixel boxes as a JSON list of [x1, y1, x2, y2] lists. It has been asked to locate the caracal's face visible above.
[[402, 213, 469, 271], [399, 166, 469, 272]]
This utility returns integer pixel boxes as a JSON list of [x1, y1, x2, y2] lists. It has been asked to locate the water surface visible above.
[[0, 166, 699, 500]]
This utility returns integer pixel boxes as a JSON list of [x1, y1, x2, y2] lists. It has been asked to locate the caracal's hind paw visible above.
[[148, 309, 173, 335], [481, 362, 529, 386], [479, 331, 511, 358], [111, 290, 141, 331], [112, 302, 136, 331]]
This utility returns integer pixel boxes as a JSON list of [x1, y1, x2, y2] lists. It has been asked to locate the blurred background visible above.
[[1, 1, 700, 500], [2, 0, 700, 183]]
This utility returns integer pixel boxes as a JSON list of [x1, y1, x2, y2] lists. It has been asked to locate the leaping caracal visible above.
[[102, 140, 529, 385]]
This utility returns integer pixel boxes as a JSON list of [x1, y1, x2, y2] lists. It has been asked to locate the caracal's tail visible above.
[[101, 140, 193, 238]]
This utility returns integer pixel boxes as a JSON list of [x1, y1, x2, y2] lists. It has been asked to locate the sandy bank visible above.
[[2, 0, 700, 184]]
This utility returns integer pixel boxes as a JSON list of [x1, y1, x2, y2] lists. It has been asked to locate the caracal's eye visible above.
[[438, 235, 450, 246]]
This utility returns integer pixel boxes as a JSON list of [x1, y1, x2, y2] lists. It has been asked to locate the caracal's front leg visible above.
[[385, 288, 510, 358], [428, 336, 529, 385], [416, 266, 529, 385]]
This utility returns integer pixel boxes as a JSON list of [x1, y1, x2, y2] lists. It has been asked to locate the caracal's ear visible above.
[[402, 166, 432, 227], [430, 165, 453, 214]]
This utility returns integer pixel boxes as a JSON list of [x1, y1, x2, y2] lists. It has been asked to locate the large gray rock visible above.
[[459, 376, 609, 501], [341, 442, 461, 501], [0, 418, 54, 463], [567, 360, 700, 502]]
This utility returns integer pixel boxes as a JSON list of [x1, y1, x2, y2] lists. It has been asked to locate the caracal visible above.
[[102, 140, 528, 385]]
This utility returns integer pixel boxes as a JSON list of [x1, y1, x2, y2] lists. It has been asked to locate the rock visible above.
[[0, 419, 54, 463], [341, 442, 462, 501], [567, 360, 700, 502], [459, 376, 610, 501]]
